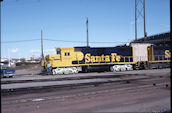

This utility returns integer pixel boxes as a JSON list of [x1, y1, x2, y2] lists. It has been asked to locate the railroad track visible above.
[[1, 73, 141, 84], [1, 70, 170, 84], [1, 72, 170, 96], [2, 76, 170, 105]]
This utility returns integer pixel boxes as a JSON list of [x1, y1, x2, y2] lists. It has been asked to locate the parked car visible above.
[[0, 66, 15, 78]]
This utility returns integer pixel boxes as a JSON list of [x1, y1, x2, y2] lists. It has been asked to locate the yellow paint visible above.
[[85, 54, 91, 63], [105, 56, 110, 62], [132, 47, 134, 61], [165, 50, 171, 58], [41, 59, 45, 67], [85, 53, 120, 63], [149, 60, 171, 63]]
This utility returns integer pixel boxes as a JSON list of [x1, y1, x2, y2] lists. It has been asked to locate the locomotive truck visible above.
[[42, 43, 171, 75]]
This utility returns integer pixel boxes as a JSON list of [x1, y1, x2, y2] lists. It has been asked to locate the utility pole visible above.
[[135, 0, 137, 41], [143, 0, 147, 42], [0, 0, 2, 67], [41, 30, 44, 67], [135, 0, 147, 42], [86, 17, 89, 47], [170, 0, 172, 42]]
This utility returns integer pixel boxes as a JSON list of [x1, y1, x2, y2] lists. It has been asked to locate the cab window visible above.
[[65, 52, 70, 56], [57, 51, 61, 54]]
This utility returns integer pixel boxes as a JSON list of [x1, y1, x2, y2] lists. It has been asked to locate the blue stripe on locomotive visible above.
[[153, 46, 171, 61], [72, 46, 133, 64]]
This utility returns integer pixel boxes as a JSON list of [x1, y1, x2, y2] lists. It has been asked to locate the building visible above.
[[132, 32, 170, 47]]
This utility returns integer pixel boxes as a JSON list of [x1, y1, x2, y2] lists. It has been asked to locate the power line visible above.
[[2, 39, 40, 43], [2, 38, 127, 44], [44, 39, 86, 43], [42, 39, 127, 44]]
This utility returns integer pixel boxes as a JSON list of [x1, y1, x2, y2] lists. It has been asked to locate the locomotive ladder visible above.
[[135, 62, 140, 70]]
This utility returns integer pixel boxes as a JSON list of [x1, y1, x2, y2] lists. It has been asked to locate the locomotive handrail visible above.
[[153, 55, 170, 61], [120, 56, 133, 63], [152, 55, 171, 61], [133, 56, 148, 62]]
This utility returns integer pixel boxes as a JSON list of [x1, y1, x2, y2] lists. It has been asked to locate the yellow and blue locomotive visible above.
[[43, 43, 170, 74]]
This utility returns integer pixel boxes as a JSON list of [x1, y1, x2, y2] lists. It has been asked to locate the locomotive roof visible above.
[[74, 45, 130, 49]]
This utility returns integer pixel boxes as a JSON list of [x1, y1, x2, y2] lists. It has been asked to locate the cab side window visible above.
[[57, 51, 61, 54], [65, 52, 70, 56]]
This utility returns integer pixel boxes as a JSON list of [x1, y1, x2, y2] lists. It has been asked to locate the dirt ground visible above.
[[14, 64, 41, 70], [15, 64, 43, 75]]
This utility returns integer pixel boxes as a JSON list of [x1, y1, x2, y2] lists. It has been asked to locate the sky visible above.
[[1, 0, 170, 58]]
